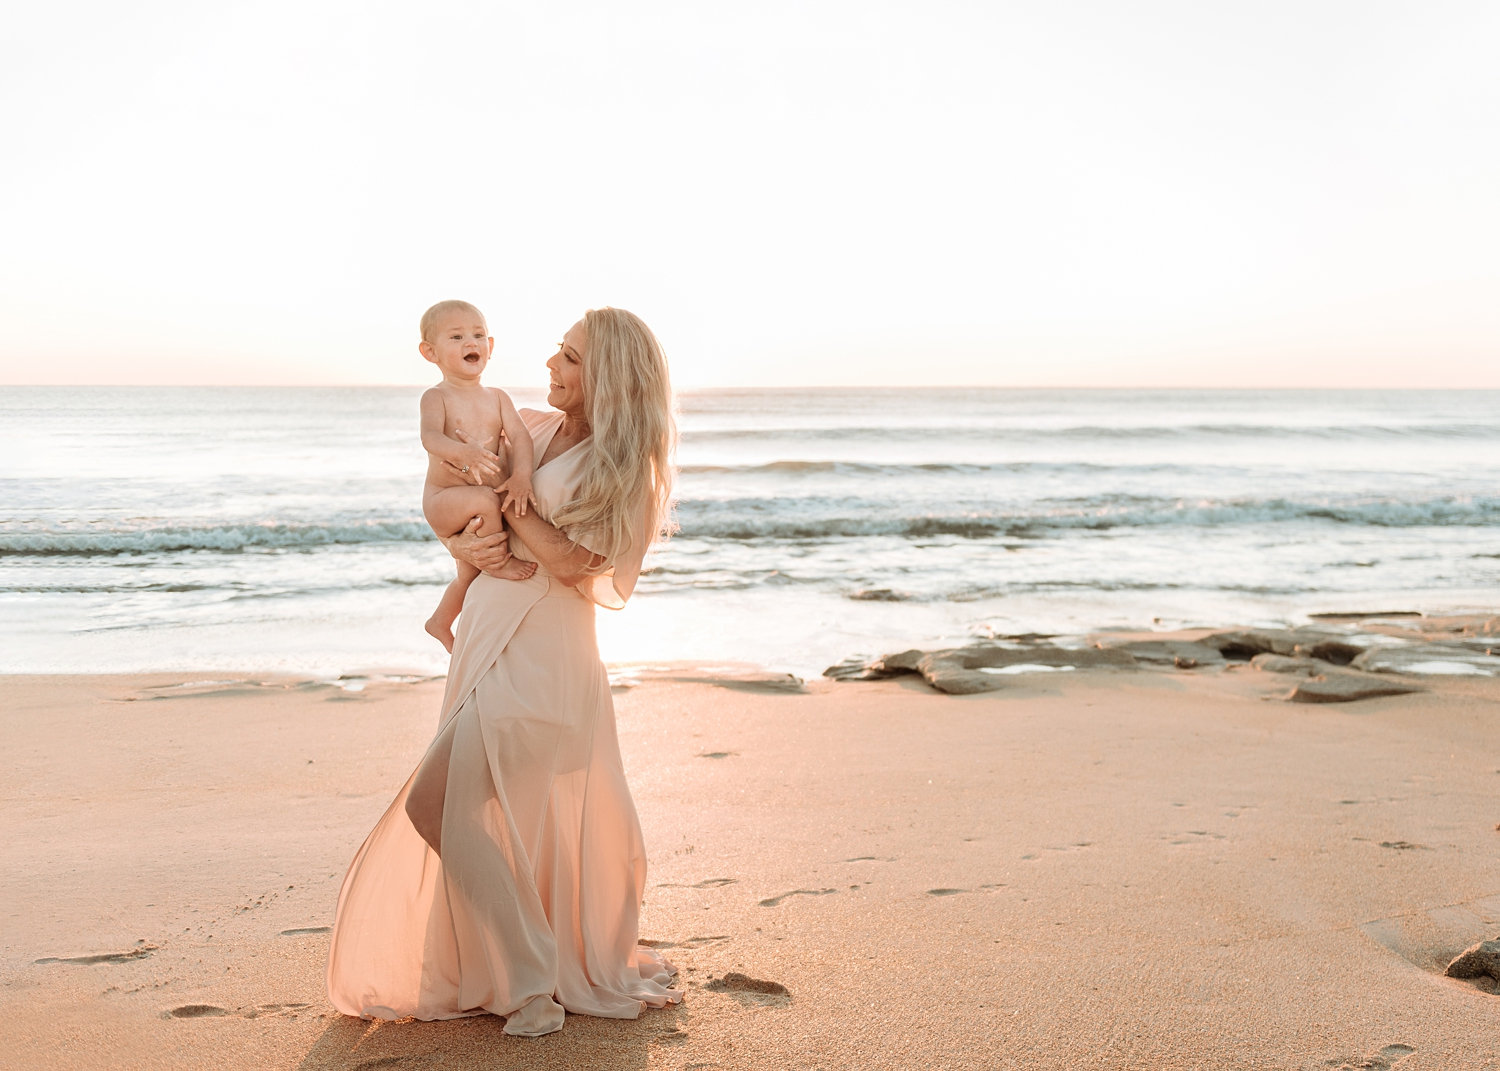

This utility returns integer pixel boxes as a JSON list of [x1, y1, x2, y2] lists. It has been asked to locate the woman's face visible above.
[[547, 320, 587, 418]]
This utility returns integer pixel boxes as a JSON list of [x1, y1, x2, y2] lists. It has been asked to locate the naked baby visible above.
[[418, 299, 536, 651]]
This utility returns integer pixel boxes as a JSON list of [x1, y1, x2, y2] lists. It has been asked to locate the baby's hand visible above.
[[498, 473, 537, 517]]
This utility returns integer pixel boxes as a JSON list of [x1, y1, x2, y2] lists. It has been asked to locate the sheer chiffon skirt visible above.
[[326, 573, 681, 1036]]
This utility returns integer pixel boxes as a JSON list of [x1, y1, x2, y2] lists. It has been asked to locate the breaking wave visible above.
[[672, 494, 1500, 540], [0, 519, 432, 556]]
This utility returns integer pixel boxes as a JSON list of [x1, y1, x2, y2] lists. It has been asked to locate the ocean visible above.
[[3, 386, 1498, 677]]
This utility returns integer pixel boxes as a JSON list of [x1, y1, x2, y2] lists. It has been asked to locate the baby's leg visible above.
[[426, 563, 478, 652], [422, 485, 535, 650], [424, 485, 535, 581]]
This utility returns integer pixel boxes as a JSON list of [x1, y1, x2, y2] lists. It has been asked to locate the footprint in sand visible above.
[[641, 935, 731, 950], [657, 877, 738, 890], [167, 1005, 231, 1019], [1021, 842, 1095, 860], [1165, 831, 1226, 847], [36, 943, 158, 966], [704, 972, 791, 1006], [242, 1002, 313, 1019], [165, 1001, 312, 1020], [927, 884, 1006, 897], [1324, 1042, 1415, 1070], [758, 889, 837, 907], [655, 1025, 688, 1045]]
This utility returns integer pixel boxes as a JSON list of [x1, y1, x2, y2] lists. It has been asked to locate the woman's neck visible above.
[[559, 409, 590, 440]]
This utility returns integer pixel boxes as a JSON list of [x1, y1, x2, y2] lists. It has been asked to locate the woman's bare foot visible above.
[[424, 616, 455, 652], [493, 558, 538, 581]]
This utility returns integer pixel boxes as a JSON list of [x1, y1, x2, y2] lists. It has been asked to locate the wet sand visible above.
[[3, 665, 1499, 1069]]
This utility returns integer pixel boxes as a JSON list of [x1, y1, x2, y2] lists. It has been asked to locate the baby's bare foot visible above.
[[494, 558, 537, 582], [424, 616, 455, 653]]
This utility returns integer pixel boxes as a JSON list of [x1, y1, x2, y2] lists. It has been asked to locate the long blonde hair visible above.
[[551, 307, 677, 568]]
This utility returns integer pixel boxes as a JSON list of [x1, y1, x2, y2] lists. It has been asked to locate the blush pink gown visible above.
[[326, 409, 681, 1036]]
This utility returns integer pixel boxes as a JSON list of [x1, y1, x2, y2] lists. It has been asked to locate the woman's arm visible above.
[[443, 507, 603, 585], [501, 501, 605, 587]]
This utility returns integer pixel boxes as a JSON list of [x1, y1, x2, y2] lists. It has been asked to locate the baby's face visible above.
[[424, 313, 493, 381]]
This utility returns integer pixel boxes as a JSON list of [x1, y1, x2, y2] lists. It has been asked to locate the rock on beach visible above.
[[825, 615, 1497, 700], [1446, 939, 1500, 986]]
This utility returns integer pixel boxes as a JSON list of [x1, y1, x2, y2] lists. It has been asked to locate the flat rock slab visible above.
[[826, 619, 1498, 695], [826, 642, 1134, 694], [1287, 673, 1425, 704], [918, 657, 1006, 695], [1251, 653, 1327, 676], [919, 646, 1134, 695], [1202, 628, 1306, 659], [1351, 645, 1500, 676], [944, 645, 1135, 672], [1097, 640, 1225, 669], [1203, 628, 1367, 665]]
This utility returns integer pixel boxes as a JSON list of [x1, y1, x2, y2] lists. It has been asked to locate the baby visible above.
[[418, 299, 536, 651]]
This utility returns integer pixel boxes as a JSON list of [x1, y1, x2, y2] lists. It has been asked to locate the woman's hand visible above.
[[444, 428, 503, 486], [441, 516, 515, 577], [454, 442, 504, 484]]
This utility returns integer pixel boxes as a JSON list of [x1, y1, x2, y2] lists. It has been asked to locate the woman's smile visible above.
[[546, 320, 588, 416]]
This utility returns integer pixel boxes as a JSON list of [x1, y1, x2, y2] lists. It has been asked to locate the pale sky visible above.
[[2, 0, 1497, 388]]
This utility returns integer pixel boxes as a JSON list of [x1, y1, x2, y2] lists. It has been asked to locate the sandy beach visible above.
[[9, 0, 1500, 1060], [3, 649, 1499, 1071]]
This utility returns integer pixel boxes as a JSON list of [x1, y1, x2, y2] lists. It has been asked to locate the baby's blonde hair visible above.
[[552, 307, 677, 568], [419, 299, 486, 343]]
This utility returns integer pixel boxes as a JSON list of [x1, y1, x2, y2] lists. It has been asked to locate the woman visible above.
[[326, 308, 681, 1037]]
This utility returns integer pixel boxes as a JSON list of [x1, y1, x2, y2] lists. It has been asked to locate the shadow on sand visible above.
[[296, 1004, 688, 1070]]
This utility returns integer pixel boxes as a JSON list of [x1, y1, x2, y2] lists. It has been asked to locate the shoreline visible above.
[[6, 608, 1494, 694]]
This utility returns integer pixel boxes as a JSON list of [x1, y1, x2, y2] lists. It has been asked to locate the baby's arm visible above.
[[421, 388, 503, 484], [495, 392, 537, 515]]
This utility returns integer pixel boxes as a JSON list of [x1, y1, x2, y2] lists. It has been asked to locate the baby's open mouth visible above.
[[463, 353, 481, 363]]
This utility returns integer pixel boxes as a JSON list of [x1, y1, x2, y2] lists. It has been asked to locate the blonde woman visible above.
[[327, 308, 680, 1037]]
